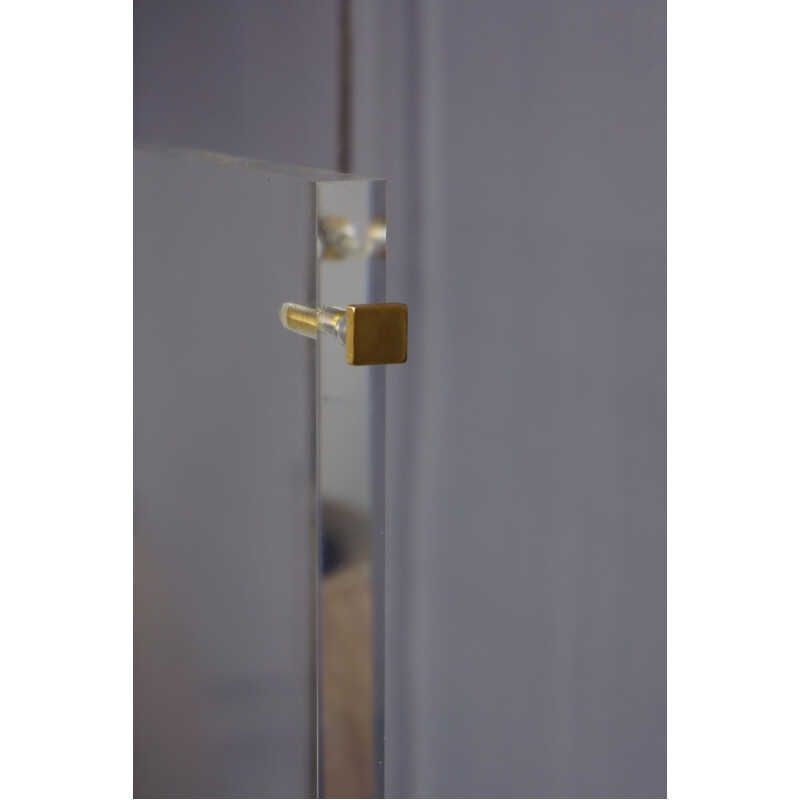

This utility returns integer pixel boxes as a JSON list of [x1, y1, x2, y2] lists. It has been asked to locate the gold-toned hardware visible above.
[[279, 302, 407, 366], [279, 303, 346, 341], [345, 303, 407, 366], [279, 303, 318, 338]]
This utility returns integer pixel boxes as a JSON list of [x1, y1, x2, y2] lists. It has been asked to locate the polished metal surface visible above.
[[345, 303, 407, 366], [280, 301, 407, 366]]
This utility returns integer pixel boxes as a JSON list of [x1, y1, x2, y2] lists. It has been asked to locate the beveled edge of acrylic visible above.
[[134, 142, 383, 184]]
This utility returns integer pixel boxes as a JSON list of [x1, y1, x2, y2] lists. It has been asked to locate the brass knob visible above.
[[280, 302, 407, 366]]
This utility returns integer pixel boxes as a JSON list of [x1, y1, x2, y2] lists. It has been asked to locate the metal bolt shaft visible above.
[[279, 303, 347, 344]]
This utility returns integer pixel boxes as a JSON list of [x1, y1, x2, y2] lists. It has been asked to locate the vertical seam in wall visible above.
[[338, 0, 352, 173], [405, 0, 447, 793], [392, 2, 422, 796]]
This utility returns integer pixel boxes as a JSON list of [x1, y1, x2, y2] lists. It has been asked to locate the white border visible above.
[[3, 1, 800, 797], [669, 1, 799, 797], [2, 1, 132, 797]]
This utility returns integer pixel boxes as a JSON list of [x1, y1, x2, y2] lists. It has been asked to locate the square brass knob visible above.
[[280, 301, 408, 366], [346, 303, 408, 366]]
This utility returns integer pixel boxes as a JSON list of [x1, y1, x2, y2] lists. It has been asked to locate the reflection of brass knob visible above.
[[318, 216, 387, 259], [280, 302, 407, 366]]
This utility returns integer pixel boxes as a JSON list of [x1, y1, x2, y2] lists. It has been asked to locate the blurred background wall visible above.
[[135, 1, 666, 796]]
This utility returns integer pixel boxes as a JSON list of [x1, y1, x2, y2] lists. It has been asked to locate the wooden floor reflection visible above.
[[321, 560, 373, 798]]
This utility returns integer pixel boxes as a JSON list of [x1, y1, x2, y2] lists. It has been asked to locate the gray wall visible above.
[[134, 0, 340, 169], [352, 3, 666, 797], [135, 1, 666, 796]]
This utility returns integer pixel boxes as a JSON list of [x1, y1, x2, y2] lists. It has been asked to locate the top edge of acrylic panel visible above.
[[134, 142, 382, 184]]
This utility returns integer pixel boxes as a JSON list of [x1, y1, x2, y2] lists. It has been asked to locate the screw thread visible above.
[[279, 303, 347, 342], [279, 302, 318, 339]]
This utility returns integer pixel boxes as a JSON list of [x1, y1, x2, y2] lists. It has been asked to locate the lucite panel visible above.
[[317, 181, 386, 799], [134, 147, 385, 798]]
